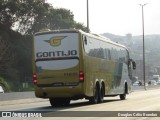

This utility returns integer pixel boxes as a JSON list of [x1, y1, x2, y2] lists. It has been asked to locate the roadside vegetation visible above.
[[0, 0, 88, 92]]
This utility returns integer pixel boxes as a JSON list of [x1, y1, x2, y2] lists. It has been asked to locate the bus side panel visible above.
[[121, 63, 132, 93], [81, 35, 131, 97], [84, 56, 115, 97], [109, 62, 129, 95]]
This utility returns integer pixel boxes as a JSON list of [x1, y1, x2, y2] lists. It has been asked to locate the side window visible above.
[[125, 50, 129, 64], [93, 38, 99, 57], [104, 48, 108, 60], [83, 36, 92, 55], [119, 49, 128, 64], [98, 41, 104, 59], [114, 48, 118, 61], [88, 37, 95, 57], [104, 42, 112, 60], [83, 36, 89, 54], [118, 49, 124, 63], [111, 47, 115, 60], [108, 49, 111, 60]]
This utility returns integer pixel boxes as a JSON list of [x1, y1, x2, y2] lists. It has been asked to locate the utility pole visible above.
[[87, 0, 89, 32], [139, 3, 148, 90]]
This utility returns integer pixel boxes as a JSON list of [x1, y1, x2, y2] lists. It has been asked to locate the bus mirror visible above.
[[132, 61, 136, 70], [84, 36, 87, 45]]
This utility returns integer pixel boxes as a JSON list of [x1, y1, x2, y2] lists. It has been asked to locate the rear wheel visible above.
[[89, 85, 99, 104], [120, 84, 127, 100], [99, 85, 104, 103], [49, 98, 70, 107], [120, 94, 126, 100]]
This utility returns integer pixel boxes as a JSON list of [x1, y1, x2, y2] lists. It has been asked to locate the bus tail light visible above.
[[79, 71, 84, 81], [33, 73, 37, 84]]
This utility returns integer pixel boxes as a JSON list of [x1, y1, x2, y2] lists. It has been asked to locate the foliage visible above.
[[0, 0, 51, 34], [30, 8, 74, 34], [0, 24, 15, 78], [0, 25, 32, 91], [0, 0, 88, 34], [0, 77, 11, 92], [29, 7, 88, 34], [0, 0, 88, 91]]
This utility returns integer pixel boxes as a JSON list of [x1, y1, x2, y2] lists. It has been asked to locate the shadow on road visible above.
[[26, 98, 120, 112], [41, 99, 121, 117]]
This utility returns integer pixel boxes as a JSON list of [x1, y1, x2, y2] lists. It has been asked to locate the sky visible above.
[[46, 0, 160, 36]]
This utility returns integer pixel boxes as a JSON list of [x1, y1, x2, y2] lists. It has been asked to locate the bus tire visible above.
[[120, 84, 127, 100], [120, 94, 126, 100], [49, 98, 70, 107], [89, 85, 99, 104], [63, 99, 70, 106], [99, 85, 104, 103]]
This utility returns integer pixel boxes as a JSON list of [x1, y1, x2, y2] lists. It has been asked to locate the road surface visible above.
[[0, 88, 160, 120]]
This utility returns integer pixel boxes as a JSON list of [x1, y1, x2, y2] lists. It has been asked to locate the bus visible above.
[[33, 29, 136, 106]]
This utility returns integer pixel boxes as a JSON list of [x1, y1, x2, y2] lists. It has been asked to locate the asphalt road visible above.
[[0, 85, 159, 101], [0, 87, 160, 120]]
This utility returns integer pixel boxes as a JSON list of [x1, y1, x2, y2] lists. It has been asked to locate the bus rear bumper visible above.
[[34, 85, 84, 99]]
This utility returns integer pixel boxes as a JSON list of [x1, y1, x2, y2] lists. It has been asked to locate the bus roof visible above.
[[35, 29, 128, 51], [34, 29, 79, 36], [79, 30, 128, 50]]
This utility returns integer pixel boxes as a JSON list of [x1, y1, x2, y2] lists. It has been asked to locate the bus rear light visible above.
[[79, 77, 84, 81], [79, 71, 84, 81], [33, 73, 37, 84], [34, 79, 37, 84], [33, 74, 36, 78]]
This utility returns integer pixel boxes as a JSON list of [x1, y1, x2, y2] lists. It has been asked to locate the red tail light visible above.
[[33, 73, 37, 84], [79, 71, 84, 81]]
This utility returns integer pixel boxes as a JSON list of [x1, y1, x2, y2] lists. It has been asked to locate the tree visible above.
[[0, 0, 13, 29], [0, 0, 51, 34], [0, 0, 88, 91], [0, 0, 88, 35], [30, 8, 88, 34], [74, 22, 89, 32], [0, 32, 14, 76]]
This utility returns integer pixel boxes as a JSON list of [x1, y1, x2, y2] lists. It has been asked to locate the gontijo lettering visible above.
[[36, 50, 77, 58]]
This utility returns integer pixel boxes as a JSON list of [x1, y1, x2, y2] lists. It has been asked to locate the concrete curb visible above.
[[0, 92, 48, 106], [0, 92, 36, 101], [0, 98, 48, 106]]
